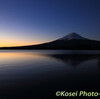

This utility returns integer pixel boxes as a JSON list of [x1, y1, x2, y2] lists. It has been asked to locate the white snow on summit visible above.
[[59, 33, 87, 40]]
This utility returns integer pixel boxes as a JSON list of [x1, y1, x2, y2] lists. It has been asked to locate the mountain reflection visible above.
[[0, 50, 100, 99], [45, 54, 100, 67]]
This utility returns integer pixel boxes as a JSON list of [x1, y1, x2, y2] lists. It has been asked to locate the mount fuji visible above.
[[1, 32, 100, 50], [26, 32, 99, 50]]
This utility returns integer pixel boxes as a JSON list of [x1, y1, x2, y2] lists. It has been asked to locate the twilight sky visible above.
[[0, 0, 100, 47]]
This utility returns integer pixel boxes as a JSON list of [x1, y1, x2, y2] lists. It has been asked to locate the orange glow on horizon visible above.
[[0, 41, 44, 47], [0, 38, 51, 47], [0, 30, 53, 47]]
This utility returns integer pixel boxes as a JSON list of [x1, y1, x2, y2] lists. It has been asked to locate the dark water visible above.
[[0, 50, 100, 99]]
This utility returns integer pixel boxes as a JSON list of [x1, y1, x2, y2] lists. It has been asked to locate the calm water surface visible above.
[[0, 50, 100, 99]]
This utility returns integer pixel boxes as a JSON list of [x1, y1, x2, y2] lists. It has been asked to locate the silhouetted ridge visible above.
[[0, 32, 100, 50]]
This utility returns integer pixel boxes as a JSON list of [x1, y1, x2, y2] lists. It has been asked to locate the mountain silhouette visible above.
[[0, 32, 100, 49]]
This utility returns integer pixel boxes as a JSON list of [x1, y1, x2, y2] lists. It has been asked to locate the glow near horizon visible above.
[[0, 30, 53, 47]]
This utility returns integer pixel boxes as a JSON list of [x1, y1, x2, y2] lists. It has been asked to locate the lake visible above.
[[0, 50, 100, 99]]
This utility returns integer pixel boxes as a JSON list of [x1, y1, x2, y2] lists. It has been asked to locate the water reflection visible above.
[[45, 54, 100, 67], [0, 50, 100, 99]]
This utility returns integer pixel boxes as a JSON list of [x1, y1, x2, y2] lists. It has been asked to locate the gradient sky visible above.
[[0, 0, 100, 47]]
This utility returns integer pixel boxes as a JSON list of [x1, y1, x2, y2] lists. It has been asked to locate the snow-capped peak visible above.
[[59, 32, 87, 40]]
